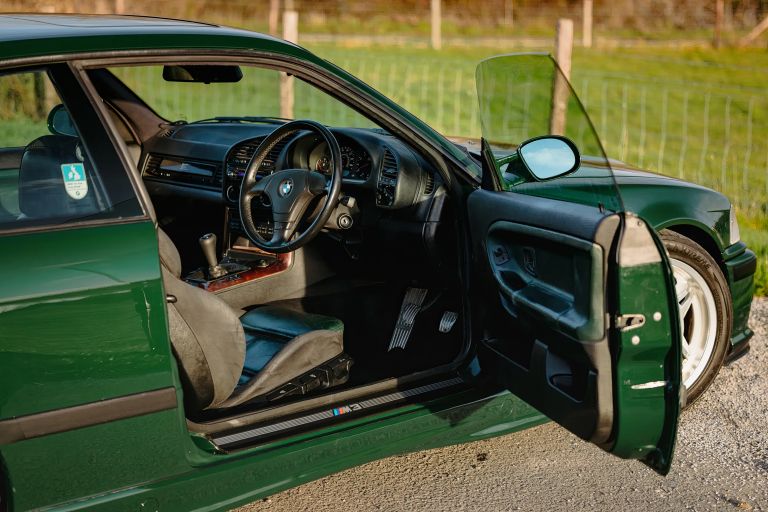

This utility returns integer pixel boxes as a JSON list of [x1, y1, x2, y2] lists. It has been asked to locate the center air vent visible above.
[[376, 147, 399, 208], [381, 147, 398, 178]]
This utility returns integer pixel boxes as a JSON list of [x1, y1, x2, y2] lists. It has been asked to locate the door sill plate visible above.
[[211, 376, 464, 450]]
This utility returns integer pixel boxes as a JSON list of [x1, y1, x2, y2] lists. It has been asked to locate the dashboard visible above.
[[139, 121, 447, 278], [139, 122, 441, 249], [141, 123, 435, 211]]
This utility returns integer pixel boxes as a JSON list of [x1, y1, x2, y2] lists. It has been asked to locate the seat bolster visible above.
[[163, 266, 245, 410], [220, 329, 343, 408]]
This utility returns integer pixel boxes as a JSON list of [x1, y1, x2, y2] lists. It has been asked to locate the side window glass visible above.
[[0, 68, 142, 230]]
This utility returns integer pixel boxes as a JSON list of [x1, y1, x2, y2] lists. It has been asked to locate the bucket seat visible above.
[[159, 228, 350, 412]]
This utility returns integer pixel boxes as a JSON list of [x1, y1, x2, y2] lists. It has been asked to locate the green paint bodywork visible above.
[[0, 14, 754, 511], [611, 227, 681, 474], [0, 222, 174, 418]]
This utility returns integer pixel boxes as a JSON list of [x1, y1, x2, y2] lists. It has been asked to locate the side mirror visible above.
[[517, 136, 580, 181], [47, 104, 78, 137]]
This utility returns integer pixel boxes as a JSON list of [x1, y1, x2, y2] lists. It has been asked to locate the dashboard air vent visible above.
[[157, 126, 178, 138], [144, 154, 162, 176], [381, 147, 398, 178], [423, 173, 435, 195], [213, 166, 223, 186], [228, 136, 289, 179], [264, 138, 289, 169], [233, 138, 263, 163]]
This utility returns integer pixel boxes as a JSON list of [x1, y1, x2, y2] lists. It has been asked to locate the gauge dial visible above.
[[312, 144, 372, 180], [315, 154, 331, 173]]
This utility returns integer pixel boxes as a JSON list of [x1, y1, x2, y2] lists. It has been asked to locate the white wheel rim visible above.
[[671, 258, 718, 389]]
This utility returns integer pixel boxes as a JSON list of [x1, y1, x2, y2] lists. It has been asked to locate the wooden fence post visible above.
[[269, 0, 280, 36], [550, 18, 573, 136], [504, 0, 513, 28], [280, 10, 298, 120], [582, 0, 593, 48], [431, 0, 442, 50], [714, 0, 724, 48]]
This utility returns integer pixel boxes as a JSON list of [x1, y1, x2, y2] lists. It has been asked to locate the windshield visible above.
[[109, 65, 377, 129], [476, 53, 623, 212]]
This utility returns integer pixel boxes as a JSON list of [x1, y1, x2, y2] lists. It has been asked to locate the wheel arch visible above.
[[661, 223, 727, 279]]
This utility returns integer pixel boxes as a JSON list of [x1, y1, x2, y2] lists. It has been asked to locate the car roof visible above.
[[0, 13, 308, 62]]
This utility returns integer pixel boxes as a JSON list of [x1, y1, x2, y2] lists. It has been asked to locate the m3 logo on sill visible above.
[[61, 163, 88, 200]]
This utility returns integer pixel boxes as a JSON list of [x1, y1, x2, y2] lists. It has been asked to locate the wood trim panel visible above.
[[196, 252, 293, 293]]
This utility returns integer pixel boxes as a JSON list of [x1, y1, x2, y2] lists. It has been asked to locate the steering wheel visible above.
[[239, 120, 342, 253]]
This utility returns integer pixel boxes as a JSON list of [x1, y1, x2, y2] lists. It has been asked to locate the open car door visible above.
[[469, 54, 682, 474]]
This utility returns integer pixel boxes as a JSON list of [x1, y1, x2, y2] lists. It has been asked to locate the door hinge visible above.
[[616, 313, 646, 331]]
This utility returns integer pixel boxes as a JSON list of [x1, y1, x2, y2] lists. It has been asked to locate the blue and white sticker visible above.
[[60, 163, 88, 200]]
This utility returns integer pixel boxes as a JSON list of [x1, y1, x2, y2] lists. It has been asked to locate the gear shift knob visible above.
[[199, 233, 226, 278]]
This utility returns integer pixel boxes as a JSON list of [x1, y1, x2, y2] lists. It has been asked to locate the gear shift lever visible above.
[[199, 233, 226, 279]]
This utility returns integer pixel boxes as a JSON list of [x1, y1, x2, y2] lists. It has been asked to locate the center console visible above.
[[184, 230, 291, 293]]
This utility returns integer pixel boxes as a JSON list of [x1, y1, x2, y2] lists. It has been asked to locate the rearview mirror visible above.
[[517, 136, 580, 181], [47, 104, 77, 137], [162, 65, 243, 83]]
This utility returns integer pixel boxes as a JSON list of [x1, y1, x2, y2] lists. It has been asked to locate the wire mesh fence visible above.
[[325, 55, 767, 218]]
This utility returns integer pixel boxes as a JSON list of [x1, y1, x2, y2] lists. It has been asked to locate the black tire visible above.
[[660, 230, 732, 406]]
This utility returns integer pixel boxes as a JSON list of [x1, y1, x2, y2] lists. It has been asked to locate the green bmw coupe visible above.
[[0, 14, 755, 512]]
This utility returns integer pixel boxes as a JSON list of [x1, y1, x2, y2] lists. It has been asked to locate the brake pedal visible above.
[[388, 287, 428, 351]]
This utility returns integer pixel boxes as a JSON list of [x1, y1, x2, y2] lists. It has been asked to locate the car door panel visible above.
[[470, 189, 619, 442], [469, 188, 681, 473]]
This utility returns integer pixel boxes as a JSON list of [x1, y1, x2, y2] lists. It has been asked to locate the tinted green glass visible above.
[[476, 53, 623, 212]]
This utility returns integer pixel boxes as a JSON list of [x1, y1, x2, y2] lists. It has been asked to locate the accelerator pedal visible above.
[[388, 287, 428, 351], [439, 311, 458, 333]]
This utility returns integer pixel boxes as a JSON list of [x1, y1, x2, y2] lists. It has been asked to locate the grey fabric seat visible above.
[[158, 229, 345, 412]]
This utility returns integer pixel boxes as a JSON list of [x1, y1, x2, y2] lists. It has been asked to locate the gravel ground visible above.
[[238, 298, 768, 512]]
